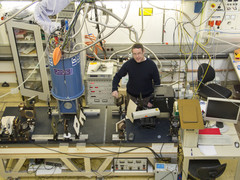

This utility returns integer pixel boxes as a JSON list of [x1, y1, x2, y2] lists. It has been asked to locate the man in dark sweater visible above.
[[112, 43, 160, 108]]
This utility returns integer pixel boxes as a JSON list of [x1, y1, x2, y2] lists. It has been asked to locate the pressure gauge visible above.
[[64, 102, 72, 109]]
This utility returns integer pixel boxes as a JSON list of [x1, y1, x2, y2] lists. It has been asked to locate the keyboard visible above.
[[198, 134, 232, 146]]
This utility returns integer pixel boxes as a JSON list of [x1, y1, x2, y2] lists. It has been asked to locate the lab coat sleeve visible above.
[[34, 0, 73, 34]]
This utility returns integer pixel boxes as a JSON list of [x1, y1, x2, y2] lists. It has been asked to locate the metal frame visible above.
[[0, 143, 177, 178]]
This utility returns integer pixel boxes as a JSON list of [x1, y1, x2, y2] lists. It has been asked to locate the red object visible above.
[[54, 36, 59, 44], [211, 4, 216, 8], [215, 20, 222, 26], [199, 128, 221, 135], [208, 21, 214, 27]]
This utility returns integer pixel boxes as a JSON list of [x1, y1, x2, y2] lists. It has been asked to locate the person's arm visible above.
[[153, 63, 161, 86], [112, 63, 128, 98], [112, 90, 119, 98], [148, 63, 160, 107]]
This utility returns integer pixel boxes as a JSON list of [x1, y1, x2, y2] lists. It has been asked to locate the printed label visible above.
[[54, 68, 73, 76], [72, 54, 80, 66]]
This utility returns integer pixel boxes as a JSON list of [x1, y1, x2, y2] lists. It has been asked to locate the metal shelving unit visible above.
[[6, 20, 50, 101]]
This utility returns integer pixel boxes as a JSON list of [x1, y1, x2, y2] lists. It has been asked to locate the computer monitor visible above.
[[204, 97, 240, 127]]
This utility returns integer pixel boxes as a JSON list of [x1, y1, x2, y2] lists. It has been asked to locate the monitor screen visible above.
[[204, 97, 240, 124]]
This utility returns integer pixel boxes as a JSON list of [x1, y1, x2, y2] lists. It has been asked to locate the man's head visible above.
[[132, 43, 145, 63]]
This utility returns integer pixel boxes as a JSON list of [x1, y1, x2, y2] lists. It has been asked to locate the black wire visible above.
[[33, 143, 98, 158], [43, 163, 55, 170], [47, 27, 65, 50], [159, 143, 164, 158], [93, 2, 107, 58], [33, 142, 162, 160], [91, 143, 162, 159], [159, 170, 176, 180], [92, 143, 141, 155], [27, 163, 41, 175], [61, 0, 85, 50]]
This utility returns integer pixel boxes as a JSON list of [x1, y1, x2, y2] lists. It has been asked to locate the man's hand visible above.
[[112, 90, 119, 98], [147, 102, 153, 108]]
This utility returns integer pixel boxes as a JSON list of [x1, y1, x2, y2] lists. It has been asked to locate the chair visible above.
[[188, 159, 227, 180], [197, 63, 232, 99]]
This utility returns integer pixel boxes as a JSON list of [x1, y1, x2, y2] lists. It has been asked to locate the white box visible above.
[[132, 108, 160, 119], [180, 129, 198, 148]]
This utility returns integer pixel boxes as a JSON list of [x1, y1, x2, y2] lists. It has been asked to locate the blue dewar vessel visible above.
[[49, 53, 84, 113]]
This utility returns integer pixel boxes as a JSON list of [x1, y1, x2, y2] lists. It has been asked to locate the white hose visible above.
[[70, 3, 90, 39], [63, 1, 138, 54]]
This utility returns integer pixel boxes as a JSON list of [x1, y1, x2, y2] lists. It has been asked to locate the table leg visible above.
[[182, 157, 189, 180]]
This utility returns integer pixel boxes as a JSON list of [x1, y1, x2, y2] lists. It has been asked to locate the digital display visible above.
[[156, 163, 165, 169]]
